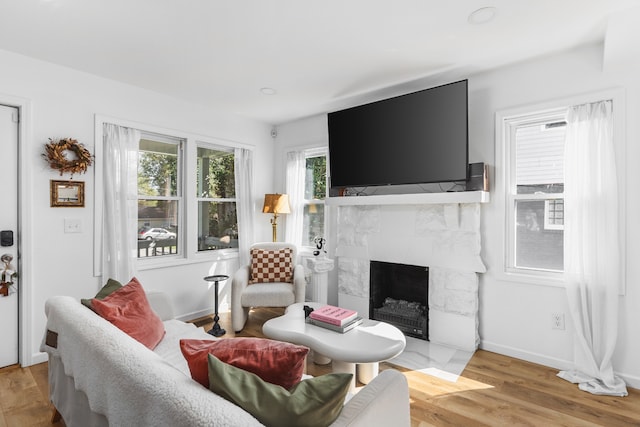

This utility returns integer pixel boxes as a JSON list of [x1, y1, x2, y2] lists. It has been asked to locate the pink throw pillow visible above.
[[92, 277, 165, 350], [180, 337, 308, 390]]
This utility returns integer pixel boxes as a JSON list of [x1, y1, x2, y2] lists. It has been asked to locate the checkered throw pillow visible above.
[[249, 248, 294, 284]]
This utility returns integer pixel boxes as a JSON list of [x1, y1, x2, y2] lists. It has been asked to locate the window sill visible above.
[[137, 249, 239, 271], [495, 269, 565, 288]]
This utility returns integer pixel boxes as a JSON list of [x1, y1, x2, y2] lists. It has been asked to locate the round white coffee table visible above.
[[263, 302, 406, 388]]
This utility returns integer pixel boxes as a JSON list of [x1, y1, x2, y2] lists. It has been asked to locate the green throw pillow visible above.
[[81, 278, 122, 310], [207, 354, 351, 427]]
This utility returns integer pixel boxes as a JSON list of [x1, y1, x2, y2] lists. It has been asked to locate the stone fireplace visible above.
[[333, 198, 486, 351]]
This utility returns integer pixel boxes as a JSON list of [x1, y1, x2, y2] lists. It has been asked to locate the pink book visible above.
[[309, 305, 358, 326]]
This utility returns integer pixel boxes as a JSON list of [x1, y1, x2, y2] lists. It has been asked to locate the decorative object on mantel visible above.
[[43, 137, 94, 177], [262, 193, 291, 242], [50, 180, 85, 207], [0, 253, 17, 297], [313, 236, 326, 257]]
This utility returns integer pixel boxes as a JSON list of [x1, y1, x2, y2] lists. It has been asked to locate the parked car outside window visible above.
[[138, 227, 176, 240]]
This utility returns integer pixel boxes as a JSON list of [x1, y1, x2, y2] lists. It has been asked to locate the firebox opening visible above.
[[369, 261, 429, 340]]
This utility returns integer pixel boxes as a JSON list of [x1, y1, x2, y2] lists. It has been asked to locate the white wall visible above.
[[0, 49, 275, 365], [275, 43, 640, 387]]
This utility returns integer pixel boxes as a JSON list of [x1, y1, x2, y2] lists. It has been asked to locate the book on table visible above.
[[308, 305, 358, 326], [307, 316, 363, 333]]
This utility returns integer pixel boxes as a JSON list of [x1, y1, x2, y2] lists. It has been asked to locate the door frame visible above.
[[1, 94, 33, 366]]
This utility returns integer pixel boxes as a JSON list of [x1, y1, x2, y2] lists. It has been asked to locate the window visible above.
[[196, 146, 238, 252], [302, 150, 327, 247], [504, 109, 566, 275], [136, 138, 240, 258], [137, 135, 182, 258], [96, 118, 250, 277]]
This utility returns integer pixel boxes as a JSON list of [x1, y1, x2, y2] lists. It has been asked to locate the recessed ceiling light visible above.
[[260, 87, 277, 95], [468, 7, 497, 25]]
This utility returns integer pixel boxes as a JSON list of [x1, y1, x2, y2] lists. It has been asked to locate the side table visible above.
[[304, 256, 334, 304], [204, 274, 229, 337]]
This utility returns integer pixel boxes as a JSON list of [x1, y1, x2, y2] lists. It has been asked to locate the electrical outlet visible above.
[[552, 312, 565, 330]]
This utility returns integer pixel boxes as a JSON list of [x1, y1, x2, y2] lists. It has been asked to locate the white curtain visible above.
[[285, 150, 305, 246], [102, 123, 140, 283], [557, 100, 627, 396], [234, 148, 255, 267]]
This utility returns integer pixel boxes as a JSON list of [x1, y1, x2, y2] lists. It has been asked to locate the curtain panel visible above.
[[557, 100, 627, 396], [285, 151, 305, 247], [234, 148, 255, 267], [102, 123, 140, 283]]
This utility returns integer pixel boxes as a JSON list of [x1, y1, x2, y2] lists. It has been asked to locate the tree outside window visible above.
[[302, 153, 327, 247], [137, 137, 181, 258], [196, 146, 238, 252]]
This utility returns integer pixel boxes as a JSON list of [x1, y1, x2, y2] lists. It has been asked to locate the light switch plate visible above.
[[64, 218, 82, 233]]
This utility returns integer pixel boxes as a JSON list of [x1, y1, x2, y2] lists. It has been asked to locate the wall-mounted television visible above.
[[327, 80, 468, 190]]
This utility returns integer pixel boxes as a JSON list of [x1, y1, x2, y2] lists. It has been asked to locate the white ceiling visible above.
[[0, 0, 637, 124]]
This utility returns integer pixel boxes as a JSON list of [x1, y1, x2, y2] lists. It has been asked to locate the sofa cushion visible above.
[[208, 354, 351, 427], [92, 277, 165, 350], [81, 278, 122, 310], [249, 247, 293, 283], [180, 337, 308, 390]]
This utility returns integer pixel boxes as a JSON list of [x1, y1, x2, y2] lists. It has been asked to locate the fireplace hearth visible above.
[[369, 261, 429, 340]]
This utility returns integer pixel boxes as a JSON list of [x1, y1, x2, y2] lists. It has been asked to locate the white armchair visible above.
[[231, 242, 306, 332]]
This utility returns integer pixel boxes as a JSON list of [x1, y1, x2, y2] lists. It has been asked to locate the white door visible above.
[[0, 105, 19, 368]]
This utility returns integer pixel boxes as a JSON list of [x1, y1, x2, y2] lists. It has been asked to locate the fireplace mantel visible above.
[[326, 190, 490, 206]]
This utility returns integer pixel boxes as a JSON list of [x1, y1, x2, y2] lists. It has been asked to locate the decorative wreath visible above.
[[43, 138, 94, 176]]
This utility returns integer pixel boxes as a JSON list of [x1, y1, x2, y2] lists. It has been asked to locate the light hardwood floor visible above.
[[2, 308, 639, 427]]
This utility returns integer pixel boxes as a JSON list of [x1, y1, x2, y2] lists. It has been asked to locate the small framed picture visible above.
[[50, 180, 85, 207]]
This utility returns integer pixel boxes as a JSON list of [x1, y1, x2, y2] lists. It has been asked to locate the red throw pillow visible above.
[[180, 338, 308, 390], [92, 277, 165, 350], [249, 248, 294, 283]]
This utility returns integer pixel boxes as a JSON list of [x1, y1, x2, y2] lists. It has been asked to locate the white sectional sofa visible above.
[[41, 291, 411, 427]]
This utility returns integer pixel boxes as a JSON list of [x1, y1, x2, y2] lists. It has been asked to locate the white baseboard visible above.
[[480, 340, 640, 390], [618, 372, 640, 390], [26, 351, 48, 367], [176, 303, 230, 323], [480, 340, 573, 370], [176, 308, 213, 322]]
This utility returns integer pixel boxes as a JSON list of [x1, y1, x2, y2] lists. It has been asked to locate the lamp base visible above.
[[270, 214, 279, 242]]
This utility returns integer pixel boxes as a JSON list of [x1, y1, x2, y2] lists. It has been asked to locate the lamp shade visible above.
[[262, 194, 291, 214]]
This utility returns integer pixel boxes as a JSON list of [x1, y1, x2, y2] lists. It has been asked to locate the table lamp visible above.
[[262, 193, 291, 242]]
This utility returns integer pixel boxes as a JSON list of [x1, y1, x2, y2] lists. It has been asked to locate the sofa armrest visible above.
[[331, 369, 410, 427], [231, 265, 251, 331], [292, 264, 306, 304]]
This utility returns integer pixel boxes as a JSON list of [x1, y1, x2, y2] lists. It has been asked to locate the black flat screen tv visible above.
[[327, 80, 468, 189]]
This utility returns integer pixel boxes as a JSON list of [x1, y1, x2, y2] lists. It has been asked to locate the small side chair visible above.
[[231, 242, 305, 332]]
